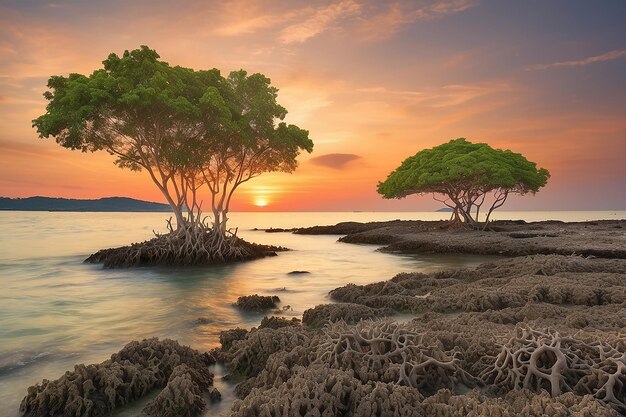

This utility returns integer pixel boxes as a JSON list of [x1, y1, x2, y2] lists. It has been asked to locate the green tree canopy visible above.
[[33, 46, 313, 260], [377, 138, 550, 226]]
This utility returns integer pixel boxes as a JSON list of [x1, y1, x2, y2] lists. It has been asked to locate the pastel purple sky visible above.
[[1, 0, 625, 211]]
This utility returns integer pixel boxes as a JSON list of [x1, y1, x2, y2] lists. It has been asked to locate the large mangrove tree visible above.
[[377, 138, 549, 228], [33, 46, 313, 266]]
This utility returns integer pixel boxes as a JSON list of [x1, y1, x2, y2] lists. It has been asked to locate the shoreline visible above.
[[16, 219, 626, 416], [292, 219, 626, 258]]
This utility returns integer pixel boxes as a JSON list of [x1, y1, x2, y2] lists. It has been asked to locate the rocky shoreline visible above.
[[294, 219, 626, 258], [20, 220, 626, 416]]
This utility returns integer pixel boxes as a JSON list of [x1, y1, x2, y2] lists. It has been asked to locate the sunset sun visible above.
[[254, 197, 269, 207]]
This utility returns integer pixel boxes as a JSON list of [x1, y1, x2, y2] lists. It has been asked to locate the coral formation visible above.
[[231, 364, 428, 417], [329, 255, 626, 314], [226, 319, 624, 416], [421, 388, 618, 416], [20, 338, 214, 417], [219, 328, 249, 351], [24, 248, 626, 416], [302, 303, 392, 328], [353, 382, 425, 417], [259, 316, 301, 329], [231, 366, 365, 417], [220, 254, 626, 416], [138, 364, 210, 417], [222, 326, 311, 378], [234, 294, 281, 311]]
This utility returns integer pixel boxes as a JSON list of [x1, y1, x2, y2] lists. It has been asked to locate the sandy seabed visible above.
[[18, 220, 626, 417]]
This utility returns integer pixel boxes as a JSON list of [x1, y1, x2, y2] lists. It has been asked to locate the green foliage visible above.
[[33, 46, 312, 174], [377, 138, 550, 224], [33, 46, 313, 233]]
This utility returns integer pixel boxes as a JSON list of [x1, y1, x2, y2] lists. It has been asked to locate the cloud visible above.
[[205, 0, 477, 45], [356, 82, 511, 108], [309, 153, 362, 169], [357, 0, 479, 40], [211, 1, 294, 36], [357, 86, 425, 99], [275, 69, 346, 124], [529, 49, 626, 70], [279, 0, 361, 44], [430, 83, 508, 107], [214, 15, 285, 36]]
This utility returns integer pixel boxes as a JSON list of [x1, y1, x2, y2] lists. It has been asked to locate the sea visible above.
[[0, 210, 623, 416]]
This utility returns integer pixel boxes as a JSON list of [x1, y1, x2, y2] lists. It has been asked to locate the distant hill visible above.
[[436, 207, 454, 212], [0, 197, 171, 212]]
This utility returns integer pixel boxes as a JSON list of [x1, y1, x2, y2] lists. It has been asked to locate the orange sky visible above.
[[1, 0, 625, 211]]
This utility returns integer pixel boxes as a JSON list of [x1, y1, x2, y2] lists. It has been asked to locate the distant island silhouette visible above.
[[0, 196, 170, 212]]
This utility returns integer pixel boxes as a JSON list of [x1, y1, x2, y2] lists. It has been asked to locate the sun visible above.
[[254, 197, 269, 207]]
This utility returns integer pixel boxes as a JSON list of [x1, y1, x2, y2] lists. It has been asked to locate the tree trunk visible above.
[[159, 190, 186, 231]]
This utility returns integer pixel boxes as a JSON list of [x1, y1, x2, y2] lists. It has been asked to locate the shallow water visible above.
[[0, 210, 623, 416]]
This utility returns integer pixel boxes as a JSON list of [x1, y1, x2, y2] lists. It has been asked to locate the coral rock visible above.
[[234, 295, 280, 311], [302, 303, 392, 328]]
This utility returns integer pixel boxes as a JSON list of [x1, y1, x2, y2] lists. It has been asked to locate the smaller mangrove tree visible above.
[[377, 138, 550, 228]]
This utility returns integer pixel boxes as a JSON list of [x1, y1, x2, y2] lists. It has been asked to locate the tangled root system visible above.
[[481, 324, 626, 413], [86, 228, 283, 268], [314, 320, 476, 395]]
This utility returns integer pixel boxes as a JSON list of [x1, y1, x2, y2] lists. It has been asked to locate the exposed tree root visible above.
[[314, 320, 478, 395], [85, 226, 286, 268], [480, 324, 626, 414], [224, 319, 622, 417]]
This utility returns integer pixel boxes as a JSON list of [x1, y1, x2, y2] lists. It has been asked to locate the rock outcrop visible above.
[[20, 338, 214, 417], [234, 295, 281, 312]]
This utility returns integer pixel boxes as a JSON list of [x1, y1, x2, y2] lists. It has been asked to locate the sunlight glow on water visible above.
[[0, 210, 623, 416]]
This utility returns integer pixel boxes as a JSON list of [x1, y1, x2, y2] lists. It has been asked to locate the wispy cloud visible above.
[[46, 3, 69, 9], [357, 0, 479, 40], [356, 82, 511, 108], [356, 86, 425, 99], [430, 83, 506, 107], [279, 0, 361, 44], [276, 71, 341, 124], [211, 1, 294, 36], [529, 49, 626, 70], [214, 15, 285, 36], [210, 0, 477, 44]]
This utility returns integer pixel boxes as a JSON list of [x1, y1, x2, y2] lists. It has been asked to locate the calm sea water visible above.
[[0, 210, 623, 416]]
